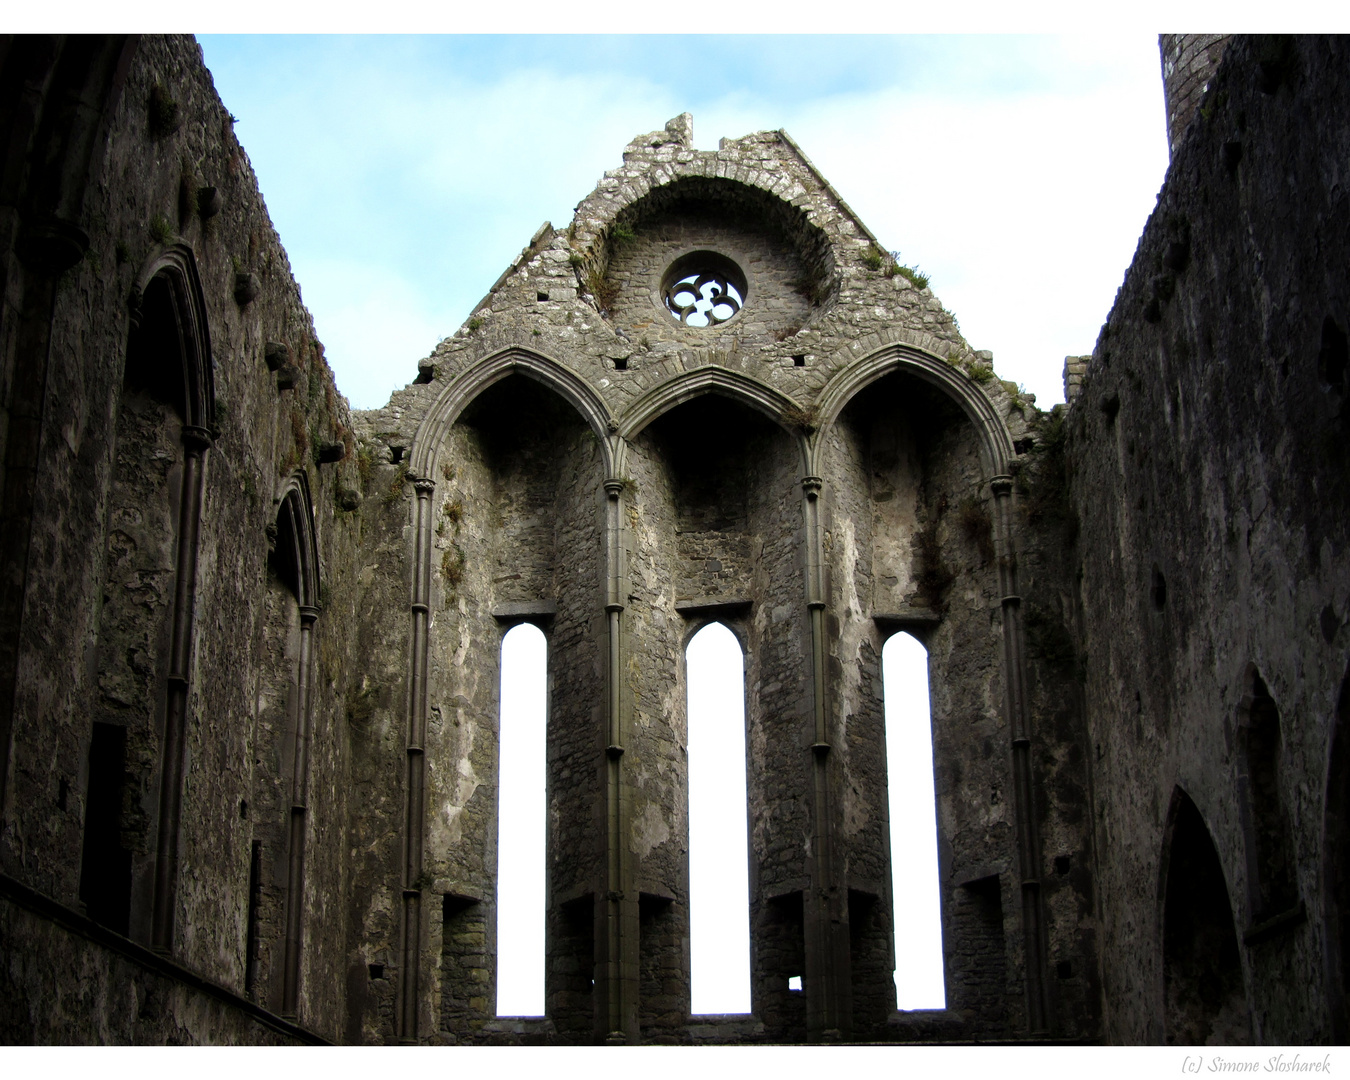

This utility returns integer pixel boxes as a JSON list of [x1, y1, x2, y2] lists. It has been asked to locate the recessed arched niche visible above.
[[1235, 669, 1299, 924], [237, 476, 321, 1020], [595, 176, 835, 347], [85, 278, 189, 939], [423, 372, 604, 1042], [620, 390, 806, 1039], [1160, 788, 1251, 1045], [819, 367, 1004, 1037], [84, 252, 214, 953]]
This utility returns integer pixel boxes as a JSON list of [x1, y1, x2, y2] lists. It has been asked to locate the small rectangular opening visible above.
[[79, 722, 132, 935], [536, 291, 549, 302], [792, 355, 806, 367], [614, 357, 628, 371], [368, 963, 385, 981]]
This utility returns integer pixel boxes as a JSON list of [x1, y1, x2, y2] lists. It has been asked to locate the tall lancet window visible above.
[[687, 622, 751, 1014], [496, 622, 547, 1016], [883, 631, 946, 1009]]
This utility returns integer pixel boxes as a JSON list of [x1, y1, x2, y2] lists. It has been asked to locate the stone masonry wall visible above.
[[349, 104, 1090, 1045], [1, 34, 367, 1043], [1160, 34, 1232, 158], [0, 888, 311, 1044], [1068, 36, 1350, 1043]]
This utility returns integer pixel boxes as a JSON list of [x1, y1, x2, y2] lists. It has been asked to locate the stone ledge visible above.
[[0, 872, 328, 1045]]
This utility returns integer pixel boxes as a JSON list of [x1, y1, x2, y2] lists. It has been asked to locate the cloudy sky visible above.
[[197, 34, 1172, 412]]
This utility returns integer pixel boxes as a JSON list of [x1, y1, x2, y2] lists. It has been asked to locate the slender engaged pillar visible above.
[[150, 423, 212, 955], [800, 475, 851, 1040], [397, 475, 435, 1042], [281, 603, 319, 1018], [597, 476, 638, 1043], [990, 474, 1049, 1034]]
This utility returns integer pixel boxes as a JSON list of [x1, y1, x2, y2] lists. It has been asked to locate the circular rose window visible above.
[[660, 251, 748, 328]]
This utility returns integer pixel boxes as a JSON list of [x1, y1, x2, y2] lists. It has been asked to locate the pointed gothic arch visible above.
[[811, 342, 1015, 480], [616, 366, 811, 477], [132, 246, 216, 956], [128, 244, 217, 430], [274, 472, 322, 609], [267, 472, 322, 1018], [1159, 786, 1251, 1044], [409, 347, 616, 481], [77, 244, 217, 953], [811, 338, 1044, 1032], [401, 358, 611, 1041], [1234, 665, 1299, 924]]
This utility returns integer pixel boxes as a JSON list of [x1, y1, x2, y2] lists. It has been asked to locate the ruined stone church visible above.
[[1, 34, 1346, 1045]]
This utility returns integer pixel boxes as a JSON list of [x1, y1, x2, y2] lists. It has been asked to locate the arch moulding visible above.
[[274, 470, 322, 610], [409, 347, 618, 480], [127, 242, 216, 431], [615, 365, 810, 477], [809, 341, 1015, 479]]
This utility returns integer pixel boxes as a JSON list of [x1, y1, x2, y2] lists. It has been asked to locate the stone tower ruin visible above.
[[1, 34, 1347, 1046]]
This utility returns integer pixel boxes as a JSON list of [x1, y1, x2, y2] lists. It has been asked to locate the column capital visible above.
[[182, 425, 214, 453]]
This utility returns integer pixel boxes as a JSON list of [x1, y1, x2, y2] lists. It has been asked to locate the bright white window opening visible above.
[[883, 631, 947, 1010], [496, 622, 546, 1017], [687, 622, 752, 1014]]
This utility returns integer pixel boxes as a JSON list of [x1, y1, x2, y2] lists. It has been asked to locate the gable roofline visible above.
[[772, 128, 882, 249]]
